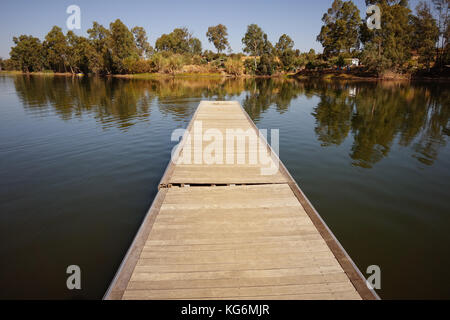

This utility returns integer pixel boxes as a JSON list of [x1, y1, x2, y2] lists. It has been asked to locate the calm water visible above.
[[0, 75, 449, 299]]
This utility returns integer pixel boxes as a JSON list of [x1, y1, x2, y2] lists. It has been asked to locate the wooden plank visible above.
[[122, 282, 358, 300], [125, 272, 351, 290], [119, 184, 361, 300], [105, 101, 379, 300], [237, 101, 380, 301], [161, 100, 289, 186]]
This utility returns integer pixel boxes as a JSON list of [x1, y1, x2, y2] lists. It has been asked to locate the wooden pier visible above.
[[105, 101, 379, 300]]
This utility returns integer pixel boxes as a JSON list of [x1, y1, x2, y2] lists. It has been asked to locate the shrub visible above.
[[132, 59, 153, 73], [305, 61, 316, 70], [149, 53, 166, 72], [257, 54, 276, 75], [162, 54, 185, 74], [203, 50, 218, 62], [191, 55, 203, 65], [336, 56, 346, 68], [224, 58, 244, 76], [244, 58, 257, 75]]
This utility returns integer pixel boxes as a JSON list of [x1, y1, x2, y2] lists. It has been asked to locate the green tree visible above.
[[188, 37, 202, 55], [336, 55, 346, 67], [0, 58, 17, 71], [10, 35, 45, 72], [206, 24, 230, 53], [444, 15, 450, 64], [66, 31, 101, 74], [431, 0, 449, 68], [242, 24, 266, 70], [257, 34, 276, 75], [303, 48, 319, 69], [275, 34, 294, 53], [132, 26, 153, 58], [412, 1, 439, 70], [317, 0, 361, 57], [66, 31, 82, 73], [155, 27, 194, 53], [87, 21, 111, 73], [154, 34, 173, 52], [43, 26, 69, 72], [275, 34, 296, 71], [362, 0, 413, 73], [257, 53, 276, 75], [108, 19, 139, 74]]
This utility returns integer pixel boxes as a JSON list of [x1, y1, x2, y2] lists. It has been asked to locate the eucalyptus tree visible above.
[[66, 31, 100, 74], [189, 38, 202, 55], [276, 34, 296, 71], [431, 0, 449, 68], [155, 27, 202, 55], [43, 26, 69, 72], [108, 19, 139, 73], [317, 0, 361, 57], [206, 24, 230, 53], [155, 27, 189, 53], [87, 21, 111, 73], [242, 24, 267, 70], [10, 35, 45, 72], [132, 26, 153, 58], [362, 0, 413, 72], [412, 1, 439, 70]]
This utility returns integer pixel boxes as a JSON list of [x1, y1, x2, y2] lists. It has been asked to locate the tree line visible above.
[[1, 18, 301, 76], [1, 0, 449, 76], [317, 0, 449, 74]]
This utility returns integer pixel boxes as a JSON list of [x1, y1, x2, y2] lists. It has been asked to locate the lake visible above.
[[0, 74, 449, 299]]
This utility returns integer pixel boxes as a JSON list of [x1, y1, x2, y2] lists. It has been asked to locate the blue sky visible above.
[[0, 0, 421, 58]]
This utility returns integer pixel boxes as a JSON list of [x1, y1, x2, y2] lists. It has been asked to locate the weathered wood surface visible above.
[[105, 101, 379, 300], [160, 101, 288, 185]]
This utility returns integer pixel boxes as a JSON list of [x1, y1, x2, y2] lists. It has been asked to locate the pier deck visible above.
[[105, 101, 379, 300]]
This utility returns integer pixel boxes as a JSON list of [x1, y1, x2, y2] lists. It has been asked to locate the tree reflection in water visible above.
[[13, 75, 449, 167]]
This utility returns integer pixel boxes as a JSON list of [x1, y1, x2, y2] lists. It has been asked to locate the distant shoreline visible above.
[[0, 70, 288, 79], [293, 69, 450, 81], [2, 70, 449, 81]]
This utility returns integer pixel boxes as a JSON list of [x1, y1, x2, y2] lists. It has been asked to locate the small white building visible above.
[[351, 58, 360, 66]]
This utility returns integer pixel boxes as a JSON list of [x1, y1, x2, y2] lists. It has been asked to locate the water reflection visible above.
[[241, 79, 304, 119], [12, 75, 449, 168], [311, 81, 450, 167]]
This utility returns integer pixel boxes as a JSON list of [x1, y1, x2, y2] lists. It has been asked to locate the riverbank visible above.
[[0, 70, 291, 80], [293, 68, 450, 81], [0, 71, 77, 77], [2, 69, 449, 81]]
